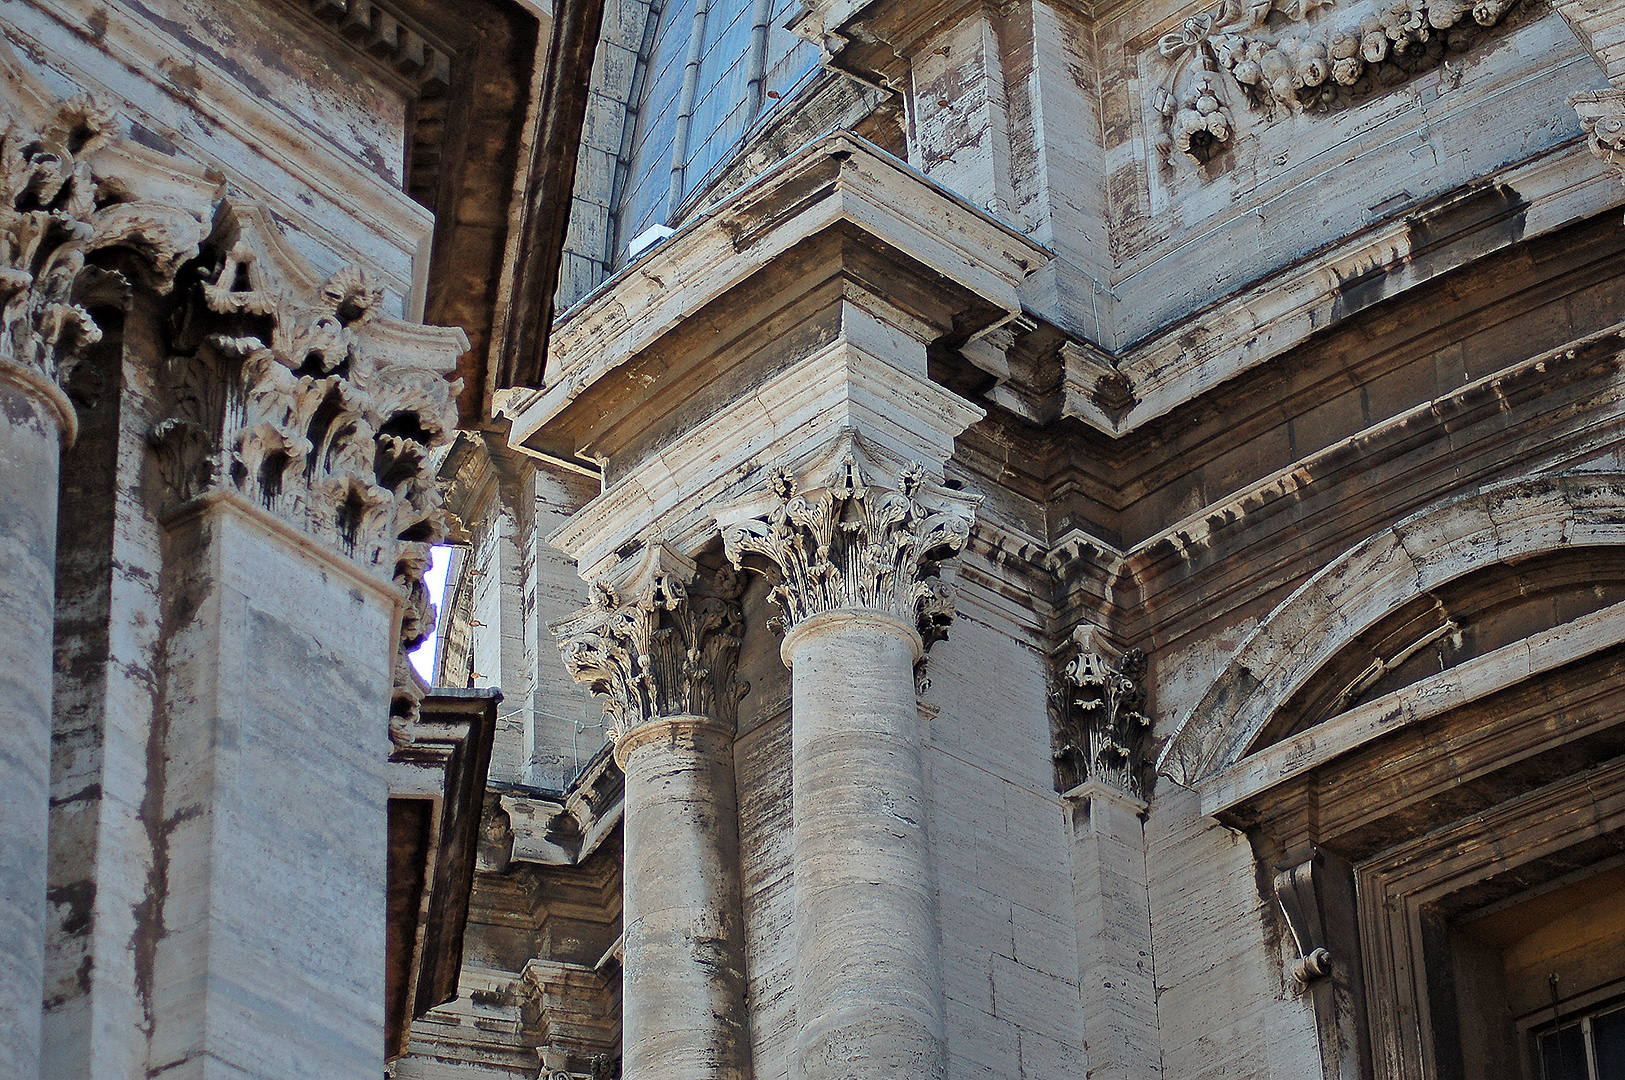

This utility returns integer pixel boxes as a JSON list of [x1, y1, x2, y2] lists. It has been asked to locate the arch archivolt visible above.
[[1157, 471, 1625, 788]]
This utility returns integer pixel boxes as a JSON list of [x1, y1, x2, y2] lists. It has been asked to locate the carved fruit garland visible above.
[[1153, 0, 1520, 167]]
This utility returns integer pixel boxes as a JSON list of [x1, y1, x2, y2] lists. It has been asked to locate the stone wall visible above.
[[411, 0, 1625, 1077]]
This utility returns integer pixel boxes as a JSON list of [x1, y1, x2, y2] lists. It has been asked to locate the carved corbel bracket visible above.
[[1052, 624, 1153, 798], [1573, 89, 1625, 207], [552, 544, 748, 746], [1274, 849, 1335, 989]]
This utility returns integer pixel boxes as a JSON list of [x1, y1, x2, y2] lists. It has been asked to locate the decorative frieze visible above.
[[553, 564, 747, 744], [1151, 0, 1522, 166], [148, 203, 467, 728], [1053, 625, 1152, 798], [1, 97, 199, 418], [716, 439, 979, 647]]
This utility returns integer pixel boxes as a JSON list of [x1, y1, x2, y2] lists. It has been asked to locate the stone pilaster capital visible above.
[[1, 95, 204, 444], [715, 433, 979, 649], [135, 203, 466, 733], [553, 543, 748, 746], [1052, 624, 1152, 799]]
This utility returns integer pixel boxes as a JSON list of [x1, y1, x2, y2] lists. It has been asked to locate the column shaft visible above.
[[618, 716, 751, 1080], [784, 610, 946, 1080], [0, 378, 64, 1080]]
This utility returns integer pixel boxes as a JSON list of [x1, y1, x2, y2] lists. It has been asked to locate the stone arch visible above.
[[1157, 471, 1625, 786]]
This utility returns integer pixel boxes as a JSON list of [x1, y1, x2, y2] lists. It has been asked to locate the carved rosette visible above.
[[148, 206, 466, 734], [1053, 626, 1152, 798], [717, 445, 979, 650], [1573, 89, 1625, 196], [0, 97, 199, 420], [554, 568, 747, 745]]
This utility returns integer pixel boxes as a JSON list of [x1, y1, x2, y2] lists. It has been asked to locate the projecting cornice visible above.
[[509, 132, 1047, 453], [508, 132, 1022, 585]]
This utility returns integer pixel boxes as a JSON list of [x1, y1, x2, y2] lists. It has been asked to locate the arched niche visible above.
[[1157, 471, 1625, 1080], [1159, 471, 1625, 788]]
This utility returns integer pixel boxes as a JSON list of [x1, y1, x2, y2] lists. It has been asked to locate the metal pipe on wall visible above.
[[667, 0, 711, 217]]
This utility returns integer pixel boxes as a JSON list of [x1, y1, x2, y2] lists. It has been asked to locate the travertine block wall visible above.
[[908, 0, 1117, 344], [1, 2, 462, 1078], [1146, 787, 1320, 1079], [922, 595, 1085, 1080], [422, 0, 1625, 1077]]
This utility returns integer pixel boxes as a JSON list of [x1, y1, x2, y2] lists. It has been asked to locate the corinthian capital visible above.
[[1052, 625, 1151, 799], [1, 97, 200, 423], [554, 560, 747, 744], [716, 436, 979, 643]]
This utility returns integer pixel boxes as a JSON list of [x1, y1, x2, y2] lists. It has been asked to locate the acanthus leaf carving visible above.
[[1053, 625, 1152, 798], [0, 96, 202, 417], [716, 436, 980, 652], [1150, 0, 1522, 168], [553, 555, 747, 746], [147, 203, 467, 732]]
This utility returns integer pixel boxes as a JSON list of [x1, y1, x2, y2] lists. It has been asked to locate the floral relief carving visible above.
[[148, 204, 467, 731], [2, 90, 465, 738], [1, 96, 200, 410], [1052, 625, 1152, 798], [716, 439, 980, 647], [1151, 0, 1522, 167], [553, 565, 747, 745]]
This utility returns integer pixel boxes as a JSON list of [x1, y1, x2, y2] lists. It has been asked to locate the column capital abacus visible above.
[[553, 549, 748, 747], [715, 434, 979, 657]]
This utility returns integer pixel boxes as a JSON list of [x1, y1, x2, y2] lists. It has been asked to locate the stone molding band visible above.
[[0, 357, 78, 446], [779, 606, 924, 667], [612, 714, 739, 769], [160, 487, 410, 611]]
